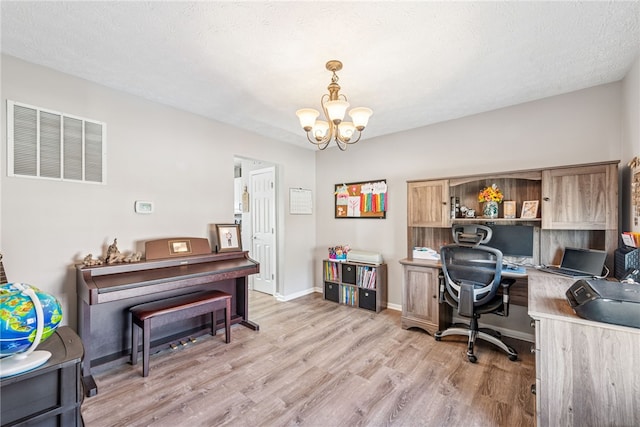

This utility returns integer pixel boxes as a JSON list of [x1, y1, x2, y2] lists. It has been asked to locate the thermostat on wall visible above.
[[134, 200, 154, 214]]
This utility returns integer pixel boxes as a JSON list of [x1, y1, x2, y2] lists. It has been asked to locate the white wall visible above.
[[315, 82, 624, 317], [0, 55, 317, 328], [2, 52, 636, 338], [622, 56, 640, 231]]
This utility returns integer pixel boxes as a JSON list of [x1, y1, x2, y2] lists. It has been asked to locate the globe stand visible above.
[[0, 284, 52, 378]]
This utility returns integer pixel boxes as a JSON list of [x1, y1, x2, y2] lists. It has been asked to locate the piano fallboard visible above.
[[77, 252, 259, 305]]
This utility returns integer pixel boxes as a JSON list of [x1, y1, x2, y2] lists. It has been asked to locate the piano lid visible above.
[[77, 251, 259, 304]]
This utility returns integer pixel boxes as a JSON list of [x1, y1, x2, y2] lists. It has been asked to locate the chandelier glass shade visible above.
[[296, 60, 372, 150]]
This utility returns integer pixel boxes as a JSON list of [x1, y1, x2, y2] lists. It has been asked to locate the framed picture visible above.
[[503, 201, 516, 219], [168, 239, 192, 256], [214, 224, 242, 253], [334, 179, 387, 219], [521, 200, 539, 219]]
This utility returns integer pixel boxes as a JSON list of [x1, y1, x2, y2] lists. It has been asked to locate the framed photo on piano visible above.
[[168, 239, 192, 256], [214, 224, 242, 253]]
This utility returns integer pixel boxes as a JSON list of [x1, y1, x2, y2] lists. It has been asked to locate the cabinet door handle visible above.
[[442, 202, 447, 205], [543, 197, 550, 201]]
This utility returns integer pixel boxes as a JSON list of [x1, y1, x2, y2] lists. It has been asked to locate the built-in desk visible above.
[[528, 269, 640, 426], [399, 258, 528, 335]]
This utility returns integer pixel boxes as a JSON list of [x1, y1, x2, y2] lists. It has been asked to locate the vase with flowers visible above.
[[478, 184, 503, 219]]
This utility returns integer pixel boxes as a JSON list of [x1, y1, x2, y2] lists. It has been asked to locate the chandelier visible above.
[[296, 60, 372, 151]]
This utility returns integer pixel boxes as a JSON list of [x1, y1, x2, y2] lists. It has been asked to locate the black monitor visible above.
[[485, 224, 534, 258]]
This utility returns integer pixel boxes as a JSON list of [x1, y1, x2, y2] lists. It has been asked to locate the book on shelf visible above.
[[340, 285, 358, 306], [325, 261, 339, 281], [355, 265, 377, 289]]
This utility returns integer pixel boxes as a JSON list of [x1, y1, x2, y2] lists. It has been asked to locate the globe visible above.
[[0, 283, 63, 357]]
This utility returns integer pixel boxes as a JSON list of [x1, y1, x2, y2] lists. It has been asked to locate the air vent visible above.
[[7, 100, 106, 184]]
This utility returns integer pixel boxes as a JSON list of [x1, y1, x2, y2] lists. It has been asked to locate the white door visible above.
[[250, 167, 276, 295]]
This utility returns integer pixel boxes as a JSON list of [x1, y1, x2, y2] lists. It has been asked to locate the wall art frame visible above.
[[334, 179, 387, 219]]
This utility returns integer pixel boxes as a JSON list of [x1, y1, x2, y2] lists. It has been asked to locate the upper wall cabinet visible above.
[[541, 163, 618, 230], [408, 180, 450, 227], [405, 161, 619, 269]]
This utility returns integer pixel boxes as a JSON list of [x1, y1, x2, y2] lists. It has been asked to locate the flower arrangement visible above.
[[478, 184, 504, 203]]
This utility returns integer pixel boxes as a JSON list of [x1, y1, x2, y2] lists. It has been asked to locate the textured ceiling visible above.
[[2, 1, 639, 150]]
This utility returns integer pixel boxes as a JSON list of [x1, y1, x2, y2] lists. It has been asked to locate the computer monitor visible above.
[[485, 224, 534, 258]]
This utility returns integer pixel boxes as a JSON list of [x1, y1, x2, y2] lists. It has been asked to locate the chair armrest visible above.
[[438, 272, 446, 303], [500, 278, 516, 316]]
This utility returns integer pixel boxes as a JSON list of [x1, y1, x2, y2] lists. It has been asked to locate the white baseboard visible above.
[[275, 287, 317, 302]]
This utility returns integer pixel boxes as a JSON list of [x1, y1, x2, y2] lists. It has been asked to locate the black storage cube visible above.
[[324, 282, 339, 302], [341, 263, 356, 285], [359, 288, 377, 311]]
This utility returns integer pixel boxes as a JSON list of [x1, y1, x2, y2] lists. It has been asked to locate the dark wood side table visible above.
[[1, 326, 84, 426]]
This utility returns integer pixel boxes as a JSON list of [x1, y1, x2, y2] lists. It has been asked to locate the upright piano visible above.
[[76, 239, 259, 396]]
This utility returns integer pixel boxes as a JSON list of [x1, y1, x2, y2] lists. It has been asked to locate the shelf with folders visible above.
[[340, 285, 358, 307], [322, 260, 387, 312], [324, 261, 340, 282]]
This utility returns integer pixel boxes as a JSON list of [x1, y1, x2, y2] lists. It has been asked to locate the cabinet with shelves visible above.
[[400, 263, 451, 334], [323, 260, 387, 312], [1, 326, 83, 426], [405, 161, 619, 270]]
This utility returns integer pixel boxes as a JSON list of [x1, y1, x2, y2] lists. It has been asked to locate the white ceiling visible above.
[[2, 1, 639, 150]]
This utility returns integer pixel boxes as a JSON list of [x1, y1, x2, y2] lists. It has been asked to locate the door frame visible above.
[[234, 156, 278, 296]]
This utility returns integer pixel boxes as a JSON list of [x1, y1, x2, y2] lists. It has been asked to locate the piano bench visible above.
[[129, 290, 232, 377]]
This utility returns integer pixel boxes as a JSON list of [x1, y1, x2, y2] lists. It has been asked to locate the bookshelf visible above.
[[323, 260, 387, 312]]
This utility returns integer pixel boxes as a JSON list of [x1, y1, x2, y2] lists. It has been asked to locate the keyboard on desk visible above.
[[502, 264, 526, 275]]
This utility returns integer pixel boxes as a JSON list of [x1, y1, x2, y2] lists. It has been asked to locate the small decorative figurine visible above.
[[83, 254, 103, 266], [124, 252, 142, 263], [106, 238, 125, 264]]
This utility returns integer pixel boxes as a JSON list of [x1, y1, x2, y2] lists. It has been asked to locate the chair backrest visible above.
[[451, 224, 492, 246], [440, 244, 504, 316]]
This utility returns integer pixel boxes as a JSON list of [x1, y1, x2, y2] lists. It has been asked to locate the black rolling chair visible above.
[[434, 224, 518, 363]]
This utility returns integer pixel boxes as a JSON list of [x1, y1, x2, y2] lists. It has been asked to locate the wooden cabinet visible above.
[[408, 180, 450, 227], [529, 270, 640, 426], [323, 260, 387, 312], [400, 263, 450, 335], [1, 326, 83, 426], [405, 161, 619, 270], [541, 163, 617, 230]]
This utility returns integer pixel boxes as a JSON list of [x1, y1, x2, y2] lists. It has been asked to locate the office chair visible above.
[[435, 224, 518, 363]]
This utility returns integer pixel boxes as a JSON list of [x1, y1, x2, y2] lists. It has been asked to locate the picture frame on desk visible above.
[[213, 224, 242, 253], [521, 200, 539, 219], [503, 201, 516, 219]]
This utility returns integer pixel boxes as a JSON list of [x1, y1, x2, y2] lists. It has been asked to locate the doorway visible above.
[[233, 157, 277, 296]]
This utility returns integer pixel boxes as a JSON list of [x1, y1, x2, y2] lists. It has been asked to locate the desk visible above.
[[399, 258, 528, 335], [528, 269, 640, 426]]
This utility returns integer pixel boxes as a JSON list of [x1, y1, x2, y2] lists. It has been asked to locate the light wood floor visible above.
[[81, 291, 535, 426]]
